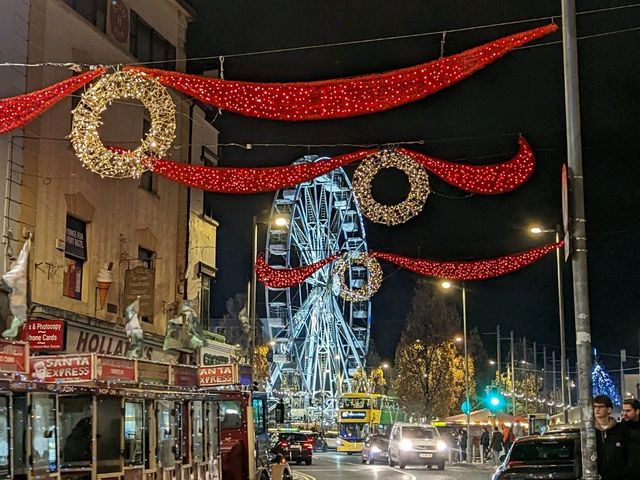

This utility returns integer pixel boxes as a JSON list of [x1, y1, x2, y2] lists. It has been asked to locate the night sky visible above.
[[186, 0, 640, 368]]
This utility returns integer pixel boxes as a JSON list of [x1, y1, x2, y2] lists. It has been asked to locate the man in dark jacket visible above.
[[480, 427, 490, 462], [622, 398, 640, 480], [490, 426, 503, 466], [593, 394, 629, 480]]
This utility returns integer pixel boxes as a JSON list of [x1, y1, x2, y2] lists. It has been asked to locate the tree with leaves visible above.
[[394, 278, 475, 419]]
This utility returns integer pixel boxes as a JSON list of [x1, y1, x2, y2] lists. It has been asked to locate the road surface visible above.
[[290, 452, 495, 480]]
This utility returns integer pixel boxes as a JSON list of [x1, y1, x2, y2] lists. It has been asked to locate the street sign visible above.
[[461, 400, 471, 415]]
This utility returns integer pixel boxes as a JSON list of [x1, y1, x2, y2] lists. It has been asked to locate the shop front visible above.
[[1, 346, 221, 480]]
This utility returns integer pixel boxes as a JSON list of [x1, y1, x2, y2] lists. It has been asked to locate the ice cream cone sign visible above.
[[96, 262, 114, 310]]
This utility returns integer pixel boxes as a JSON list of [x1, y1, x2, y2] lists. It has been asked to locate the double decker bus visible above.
[[336, 393, 405, 454]]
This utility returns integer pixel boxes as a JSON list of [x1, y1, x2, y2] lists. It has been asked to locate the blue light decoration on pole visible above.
[[592, 361, 621, 406]]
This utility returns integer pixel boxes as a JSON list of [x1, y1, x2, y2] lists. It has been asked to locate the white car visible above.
[[324, 431, 339, 450], [387, 423, 447, 470]]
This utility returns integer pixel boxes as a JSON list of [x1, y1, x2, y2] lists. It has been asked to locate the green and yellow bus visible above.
[[336, 393, 405, 454]]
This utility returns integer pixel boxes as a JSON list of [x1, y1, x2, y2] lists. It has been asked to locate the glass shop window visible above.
[[206, 401, 219, 458], [157, 400, 176, 468], [31, 395, 57, 473], [59, 396, 92, 468], [96, 397, 122, 474], [219, 400, 242, 430], [124, 401, 144, 466], [0, 397, 9, 479], [63, 215, 87, 300], [192, 401, 204, 463], [144, 400, 153, 470], [252, 397, 266, 436], [12, 395, 26, 476]]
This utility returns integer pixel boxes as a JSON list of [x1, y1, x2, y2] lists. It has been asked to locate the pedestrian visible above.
[[502, 424, 515, 452], [593, 394, 629, 480], [621, 398, 640, 480], [460, 428, 468, 462], [480, 427, 490, 462], [512, 422, 524, 439], [490, 426, 504, 466]]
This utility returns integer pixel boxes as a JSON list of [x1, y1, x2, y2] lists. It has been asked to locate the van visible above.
[[388, 422, 447, 470]]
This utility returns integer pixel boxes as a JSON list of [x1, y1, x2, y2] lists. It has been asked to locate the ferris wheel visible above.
[[264, 155, 371, 409]]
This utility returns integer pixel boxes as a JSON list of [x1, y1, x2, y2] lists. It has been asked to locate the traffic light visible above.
[[485, 389, 505, 412]]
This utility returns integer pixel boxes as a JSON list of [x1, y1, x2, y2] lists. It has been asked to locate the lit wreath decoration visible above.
[[353, 149, 430, 225], [70, 70, 176, 178], [332, 252, 383, 302]]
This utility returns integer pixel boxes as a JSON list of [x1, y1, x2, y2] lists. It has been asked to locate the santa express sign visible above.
[[30, 354, 93, 383], [198, 364, 237, 386]]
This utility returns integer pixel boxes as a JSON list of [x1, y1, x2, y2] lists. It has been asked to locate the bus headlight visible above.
[[336, 439, 342, 445], [399, 439, 413, 451], [436, 440, 447, 451]]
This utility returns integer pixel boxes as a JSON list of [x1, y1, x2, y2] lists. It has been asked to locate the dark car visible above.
[[272, 432, 313, 465], [492, 433, 581, 480], [303, 431, 328, 452], [361, 434, 389, 464]]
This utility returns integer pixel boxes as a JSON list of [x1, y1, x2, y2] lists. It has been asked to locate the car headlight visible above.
[[436, 440, 447, 451], [371, 446, 381, 454], [399, 439, 413, 451]]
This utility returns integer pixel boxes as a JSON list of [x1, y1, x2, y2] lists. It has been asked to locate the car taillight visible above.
[[508, 460, 524, 467], [303, 442, 313, 449], [280, 441, 289, 448]]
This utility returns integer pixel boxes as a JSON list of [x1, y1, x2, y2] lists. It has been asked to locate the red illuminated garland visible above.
[[400, 136, 534, 194], [127, 24, 556, 121], [370, 241, 562, 280], [151, 150, 374, 193], [255, 242, 562, 288], [146, 139, 532, 194], [255, 253, 340, 288], [0, 68, 106, 134]]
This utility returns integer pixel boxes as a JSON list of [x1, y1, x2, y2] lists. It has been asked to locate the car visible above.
[[388, 423, 447, 470], [301, 431, 327, 452], [492, 433, 581, 480], [324, 430, 339, 450], [361, 434, 389, 464], [271, 432, 314, 465]]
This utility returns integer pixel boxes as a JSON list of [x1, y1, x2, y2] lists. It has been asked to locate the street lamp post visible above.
[[250, 214, 288, 367], [530, 226, 567, 415], [442, 280, 472, 463]]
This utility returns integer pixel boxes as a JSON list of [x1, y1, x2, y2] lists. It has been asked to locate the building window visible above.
[[64, 0, 107, 32], [63, 215, 87, 300], [138, 247, 154, 269], [201, 146, 219, 167], [200, 273, 212, 327], [129, 11, 175, 71]]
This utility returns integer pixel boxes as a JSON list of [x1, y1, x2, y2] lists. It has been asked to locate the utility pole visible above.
[[510, 330, 516, 415], [561, 0, 598, 476], [543, 346, 548, 397], [250, 216, 258, 366], [552, 350, 557, 404], [620, 349, 626, 400], [497, 324, 501, 376]]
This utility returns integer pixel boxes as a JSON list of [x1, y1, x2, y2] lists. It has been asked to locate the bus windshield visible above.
[[339, 397, 370, 409], [339, 422, 369, 441]]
